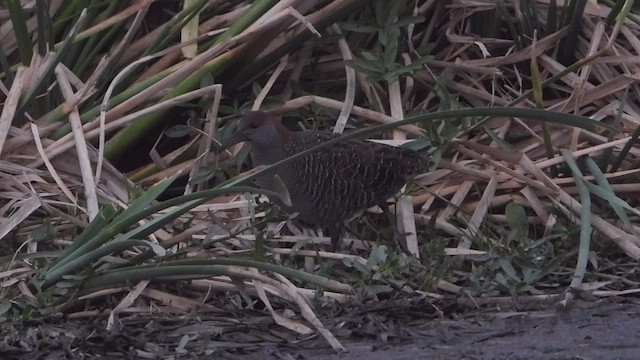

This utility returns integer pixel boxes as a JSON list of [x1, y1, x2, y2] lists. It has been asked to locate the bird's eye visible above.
[[249, 123, 258, 129]]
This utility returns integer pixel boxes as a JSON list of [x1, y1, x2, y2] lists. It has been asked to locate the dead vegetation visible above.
[[1, 0, 640, 352]]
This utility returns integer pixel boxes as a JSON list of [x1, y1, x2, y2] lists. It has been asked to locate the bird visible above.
[[217, 111, 430, 250]]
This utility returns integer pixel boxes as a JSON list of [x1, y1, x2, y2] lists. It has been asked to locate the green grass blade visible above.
[[585, 158, 633, 228], [560, 149, 592, 289], [42, 239, 164, 289], [47, 203, 119, 272], [17, 8, 87, 112], [6, 0, 33, 65], [35, 0, 54, 55], [47, 172, 180, 272], [82, 259, 345, 292]]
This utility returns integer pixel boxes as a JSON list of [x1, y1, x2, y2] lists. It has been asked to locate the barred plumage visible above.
[[219, 111, 429, 249]]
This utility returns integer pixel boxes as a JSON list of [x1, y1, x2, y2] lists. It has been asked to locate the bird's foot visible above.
[[391, 228, 413, 255]]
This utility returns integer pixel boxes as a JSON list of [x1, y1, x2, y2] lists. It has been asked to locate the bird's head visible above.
[[217, 111, 289, 153]]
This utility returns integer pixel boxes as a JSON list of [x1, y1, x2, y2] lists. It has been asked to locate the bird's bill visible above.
[[216, 132, 248, 154]]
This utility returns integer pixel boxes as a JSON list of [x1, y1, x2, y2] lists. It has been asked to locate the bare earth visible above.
[[267, 301, 640, 360], [2, 300, 639, 359]]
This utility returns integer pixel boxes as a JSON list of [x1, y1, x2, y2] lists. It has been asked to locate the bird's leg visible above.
[[379, 201, 409, 254], [327, 224, 342, 251]]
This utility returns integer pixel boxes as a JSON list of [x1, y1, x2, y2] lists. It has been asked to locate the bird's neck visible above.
[[273, 121, 292, 143], [250, 143, 288, 166], [250, 121, 292, 166]]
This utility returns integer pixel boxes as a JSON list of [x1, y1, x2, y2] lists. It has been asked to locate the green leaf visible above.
[[340, 23, 379, 33], [47, 173, 180, 275], [585, 157, 633, 227], [18, 8, 87, 112], [368, 245, 388, 267], [0, 299, 11, 316], [386, 0, 405, 23], [165, 125, 193, 138], [32, 221, 55, 242], [374, 0, 386, 26], [392, 15, 426, 28], [353, 260, 370, 275], [382, 32, 398, 68], [401, 138, 432, 152], [48, 203, 119, 272], [522, 267, 543, 284], [190, 167, 216, 185], [81, 259, 342, 292], [499, 259, 522, 282], [344, 59, 384, 75], [342, 257, 354, 267], [483, 125, 514, 150], [254, 231, 265, 261], [378, 28, 389, 47], [42, 239, 167, 288], [272, 174, 292, 207], [506, 202, 528, 242], [361, 51, 379, 62], [6, 0, 32, 66], [384, 56, 432, 79], [560, 149, 593, 288]]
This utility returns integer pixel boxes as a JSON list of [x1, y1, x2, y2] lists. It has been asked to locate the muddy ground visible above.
[[1, 298, 639, 359]]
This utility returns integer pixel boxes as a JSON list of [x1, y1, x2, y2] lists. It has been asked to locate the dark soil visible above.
[[2, 299, 639, 360]]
